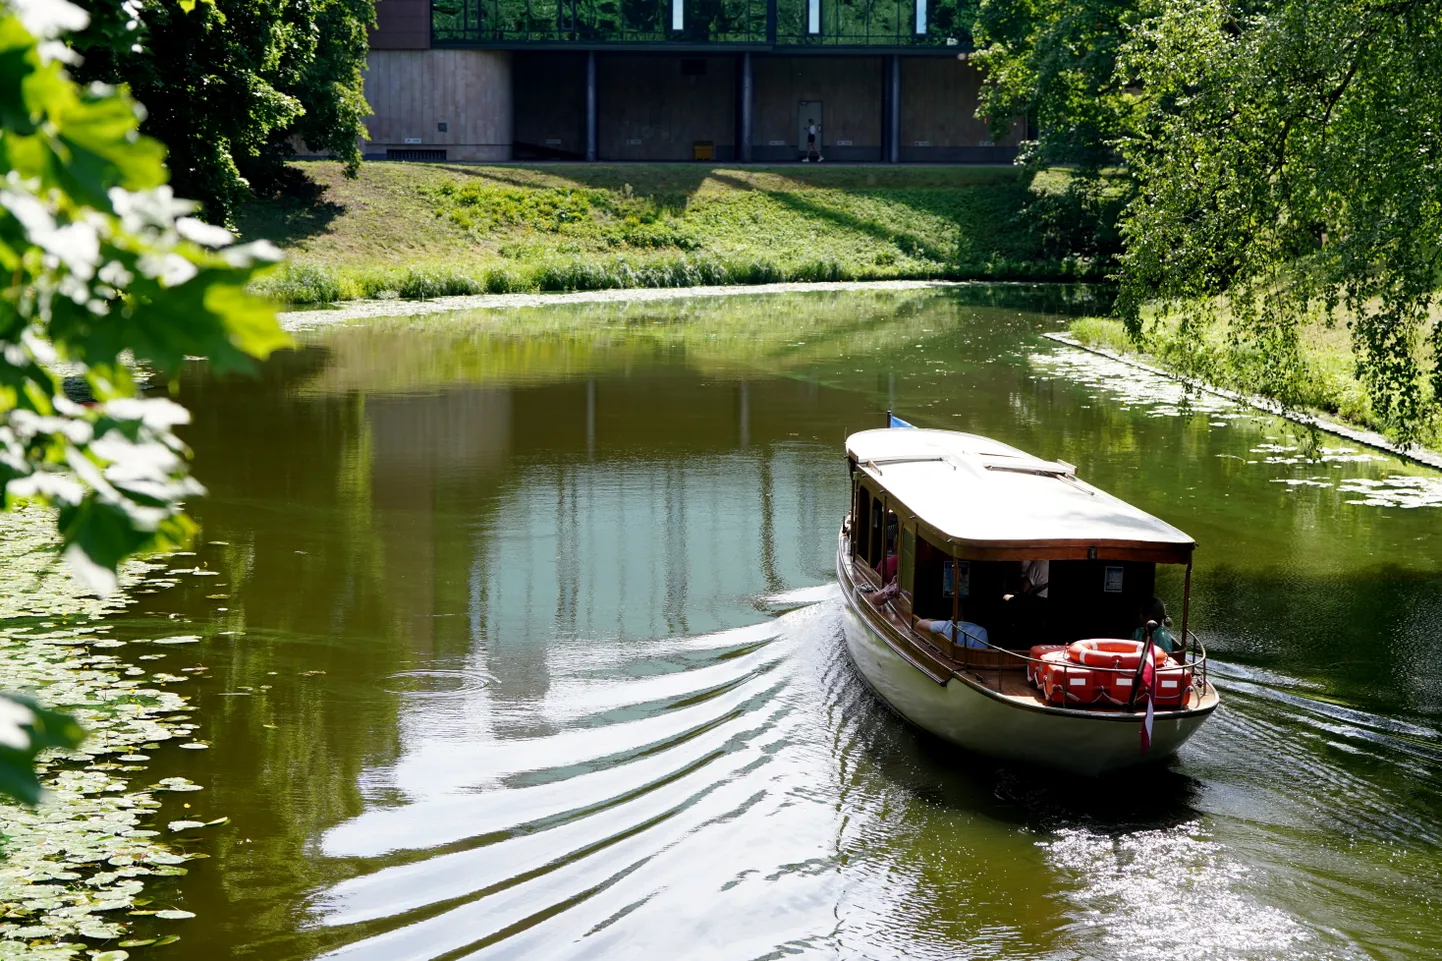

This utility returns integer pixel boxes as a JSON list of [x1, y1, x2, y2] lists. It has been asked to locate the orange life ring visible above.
[[1067, 639, 1146, 670]]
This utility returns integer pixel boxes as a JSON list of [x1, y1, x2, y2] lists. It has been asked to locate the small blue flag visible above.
[[888, 414, 916, 430]]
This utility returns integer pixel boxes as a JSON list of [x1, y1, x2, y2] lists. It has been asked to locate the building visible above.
[[364, 0, 1022, 164]]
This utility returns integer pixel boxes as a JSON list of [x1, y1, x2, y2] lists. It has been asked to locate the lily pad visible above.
[[0, 508, 214, 955], [153, 910, 194, 920], [76, 919, 125, 938], [154, 778, 202, 792], [166, 822, 206, 833], [152, 636, 200, 645]]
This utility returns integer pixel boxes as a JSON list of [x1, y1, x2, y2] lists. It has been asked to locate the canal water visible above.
[[102, 286, 1442, 958]]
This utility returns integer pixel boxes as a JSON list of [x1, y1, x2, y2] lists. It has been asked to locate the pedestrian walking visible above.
[[804, 118, 822, 162]]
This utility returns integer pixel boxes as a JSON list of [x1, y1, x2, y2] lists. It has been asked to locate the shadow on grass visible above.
[[235, 166, 344, 246], [707, 169, 1035, 270]]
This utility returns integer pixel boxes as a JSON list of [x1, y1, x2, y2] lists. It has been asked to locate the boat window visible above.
[[870, 496, 882, 565], [854, 485, 871, 561], [899, 525, 915, 597], [911, 532, 963, 620]]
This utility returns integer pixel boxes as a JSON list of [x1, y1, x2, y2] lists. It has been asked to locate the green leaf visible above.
[[0, 693, 84, 805]]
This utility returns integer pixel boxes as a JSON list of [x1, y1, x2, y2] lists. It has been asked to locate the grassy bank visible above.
[[238, 162, 1105, 305], [1067, 315, 1442, 449]]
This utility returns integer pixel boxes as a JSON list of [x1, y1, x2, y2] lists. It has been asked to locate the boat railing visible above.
[[848, 553, 1211, 708], [945, 632, 1210, 708]]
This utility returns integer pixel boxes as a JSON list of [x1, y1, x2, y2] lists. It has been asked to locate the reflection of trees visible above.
[[1198, 564, 1442, 718], [298, 286, 1083, 397], [172, 352, 416, 958]]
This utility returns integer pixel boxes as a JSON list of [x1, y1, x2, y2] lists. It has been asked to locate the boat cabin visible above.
[[846, 429, 1195, 657]]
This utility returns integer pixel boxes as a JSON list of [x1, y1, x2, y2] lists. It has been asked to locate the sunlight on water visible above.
[[1044, 825, 1314, 960]]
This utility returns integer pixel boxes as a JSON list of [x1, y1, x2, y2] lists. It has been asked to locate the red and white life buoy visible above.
[[1067, 639, 1146, 670]]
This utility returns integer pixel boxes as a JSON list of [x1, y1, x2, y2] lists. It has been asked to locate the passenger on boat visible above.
[[864, 581, 900, 606], [915, 609, 990, 649], [1132, 596, 1177, 653], [1021, 559, 1049, 598], [874, 515, 899, 583], [1002, 559, 1050, 639]]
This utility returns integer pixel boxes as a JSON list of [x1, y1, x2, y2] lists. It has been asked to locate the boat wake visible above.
[[301, 599, 1442, 960]]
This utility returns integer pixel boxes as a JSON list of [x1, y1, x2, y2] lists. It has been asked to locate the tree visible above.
[[971, 0, 1144, 175], [1115, 0, 1442, 439], [72, 0, 376, 226], [0, 0, 288, 802], [969, 0, 1136, 275]]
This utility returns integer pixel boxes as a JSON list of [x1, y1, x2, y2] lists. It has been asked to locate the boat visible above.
[[836, 418, 1220, 775]]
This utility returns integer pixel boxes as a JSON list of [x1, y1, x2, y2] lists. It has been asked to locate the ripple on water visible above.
[[382, 669, 493, 698], [309, 603, 840, 961]]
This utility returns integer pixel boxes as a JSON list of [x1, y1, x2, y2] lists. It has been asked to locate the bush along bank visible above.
[[239, 162, 1119, 306], [251, 251, 1102, 307], [1066, 316, 1442, 451]]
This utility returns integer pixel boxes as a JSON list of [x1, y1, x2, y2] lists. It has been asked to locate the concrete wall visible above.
[[899, 58, 1021, 162], [363, 50, 513, 161], [370, 0, 430, 50], [753, 56, 884, 162], [513, 53, 586, 160], [599, 55, 737, 162]]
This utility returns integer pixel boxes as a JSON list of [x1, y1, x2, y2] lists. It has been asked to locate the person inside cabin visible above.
[[874, 515, 899, 584], [1132, 595, 1177, 654], [1021, 559, 1049, 598], [1001, 559, 1049, 640], [915, 605, 990, 649]]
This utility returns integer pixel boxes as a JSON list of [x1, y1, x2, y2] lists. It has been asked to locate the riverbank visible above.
[[240, 162, 1104, 305], [274, 278, 1014, 328], [1066, 315, 1442, 457]]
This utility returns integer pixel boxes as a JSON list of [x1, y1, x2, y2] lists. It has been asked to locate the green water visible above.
[[70, 287, 1442, 958]]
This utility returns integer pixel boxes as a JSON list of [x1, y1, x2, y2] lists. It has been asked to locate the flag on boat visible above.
[[1138, 639, 1159, 753], [888, 413, 916, 430]]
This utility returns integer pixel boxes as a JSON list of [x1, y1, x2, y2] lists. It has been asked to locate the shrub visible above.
[[252, 263, 342, 305]]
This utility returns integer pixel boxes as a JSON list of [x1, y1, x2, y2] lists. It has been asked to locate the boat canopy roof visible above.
[[847, 429, 1195, 563]]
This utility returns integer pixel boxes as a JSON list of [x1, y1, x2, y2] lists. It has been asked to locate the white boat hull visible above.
[[838, 556, 1217, 776]]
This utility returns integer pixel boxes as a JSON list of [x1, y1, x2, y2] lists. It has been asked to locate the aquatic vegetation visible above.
[[0, 509, 208, 958]]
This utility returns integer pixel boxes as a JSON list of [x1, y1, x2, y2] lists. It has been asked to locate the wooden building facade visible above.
[[362, 0, 1022, 163]]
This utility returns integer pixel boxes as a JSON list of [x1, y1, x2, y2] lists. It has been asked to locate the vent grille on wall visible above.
[[386, 148, 447, 162]]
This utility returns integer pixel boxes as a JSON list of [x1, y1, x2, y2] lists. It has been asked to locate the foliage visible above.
[[971, 0, 1144, 174], [72, 0, 376, 227], [0, 0, 287, 802], [1114, 0, 1442, 442], [969, 0, 1135, 276]]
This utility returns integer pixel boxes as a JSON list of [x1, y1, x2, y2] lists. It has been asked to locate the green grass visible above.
[[1068, 314, 1442, 449], [237, 162, 1106, 306]]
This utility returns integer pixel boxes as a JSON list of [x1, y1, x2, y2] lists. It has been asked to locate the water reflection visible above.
[[109, 285, 1442, 959]]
